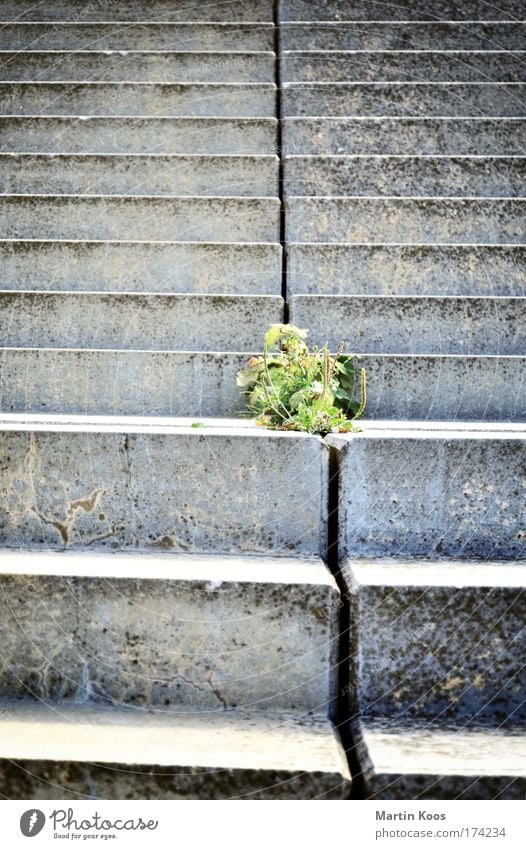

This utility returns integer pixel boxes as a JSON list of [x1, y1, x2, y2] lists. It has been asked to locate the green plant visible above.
[[236, 324, 366, 435]]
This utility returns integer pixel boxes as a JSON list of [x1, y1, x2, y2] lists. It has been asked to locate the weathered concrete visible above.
[[280, 22, 526, 51], [0, 1, 275, 22], [0, 116, 278, 155], [286, 198, 525, 244], [0, 292, 283, 351], [282, 83, 526, 118], [0, 416, 328, 557], [282, 52, 526, 83], [282, 117, 526, 156], [289, 294, 526, 355], [0, 348, 248, 416], [0, 51, 275, 83], [0, 23, 276, 52], [284, 156, 526, 198], [0, 550, 339, 713], [279, 1, 520, 22], [0, 240, 282, 294], [354, 719, 526, 800], [327, 425, 526, 560], [286, 244, 526, 297], [0, 702, 351, 800], [0, 82, 276, 117], [345, 559, 526, 725], [0, 154, 279, 197], [0, 196, 281, 242], [354, 355, 526, 423]]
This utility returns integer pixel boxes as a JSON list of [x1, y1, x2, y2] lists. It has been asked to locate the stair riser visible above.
[[0, 83, 276, 117], [0, 0, 275, 22], [282, 53, 526, 84], [0, 429, 328, 556], [290, 296, 526, 355], [0, 293, 283, 351], [0, 571, 338, 712], [279, 0, 520, 21], [0, 197, 281, 242], [1, 350, 525, 423], [282, 84, 526, 118], [0, 52, 275, 83], [280, 23, 526, 51], [287, 244, 526, 297], [0, 155, 279, 197], [0, 117, 278, 155], [282, 118, 526, 155], [0, 23, 275, 51], [0, 241, 282, 294], [284, 156, 526, 198], [286, 198, 525, 244], [348, 576, 525, 725], [329, 434, 526, 560]]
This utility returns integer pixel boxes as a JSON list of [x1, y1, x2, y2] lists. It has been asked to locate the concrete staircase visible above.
[[0, 0, 350, 799], [280, 0, 526, 799]]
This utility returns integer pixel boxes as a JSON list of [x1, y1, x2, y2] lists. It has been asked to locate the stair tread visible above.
[[345, 557, 526, 588]]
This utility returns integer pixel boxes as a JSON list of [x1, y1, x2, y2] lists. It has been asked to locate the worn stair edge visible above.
[[0, 550, 340, 714], [0, 23, 276, 51], [0, 154, 280, 197], [289, 294, 526, 355], [326, 424, 526, 560], [343, 558, 526, 726], [281, 117, 526, 155], [0, 291, 284, 351], [0, 415, 328, 557], [0, 240, 282, 294], [286, 243, 526, 296], [352, 718, 526, 800]]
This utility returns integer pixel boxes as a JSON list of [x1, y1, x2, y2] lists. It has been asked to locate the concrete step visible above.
[[282, 117, 526, 155], [344, 559, 526, 726], [0, 702, 350, 799], [0, 22, 276, 51], [289, 294, 526, 355], [0, 51, 275, 83], [286, 244, 526, 297], [0, 82, 276, 117], [0, 415, 328, 556], [1, 349, 524, 423], [0, 195, 280, 241], [0, 549, 339, 713], [0, 239, 281, 294], [285, 197, 525, 244], [0, 291, 283, 351], [0, 348, 247, 416], [284, 155, 526, 197], [281, 51, 526, 84], [0, 1, 275, 22], [0, 116, 278, 155], [279, 0, 520, 21], [356, 355, 526, 423], [0, 154, 279, 197], [280, 22, 526, 51], [354, 719, 526, 800], [327, 422, 526, 560], [282, 83, 526, 118]]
